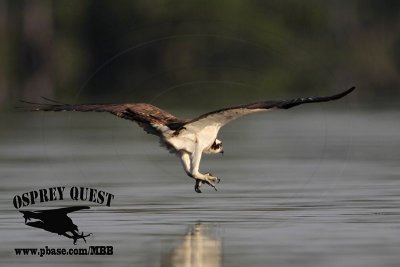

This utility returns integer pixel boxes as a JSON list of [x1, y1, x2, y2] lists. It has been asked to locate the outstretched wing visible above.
[[183, 87, 355, 131], [33, 206, 90, 215], [19, 99, 189, 135]]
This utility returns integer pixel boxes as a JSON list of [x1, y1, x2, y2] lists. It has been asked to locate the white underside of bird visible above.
[[157, 109, 264, 192]]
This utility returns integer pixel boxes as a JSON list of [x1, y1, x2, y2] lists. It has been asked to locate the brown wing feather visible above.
[[20, 101, 188, 135]]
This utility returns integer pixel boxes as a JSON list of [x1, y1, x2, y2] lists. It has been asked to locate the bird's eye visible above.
[[211, 142, 220, 150]]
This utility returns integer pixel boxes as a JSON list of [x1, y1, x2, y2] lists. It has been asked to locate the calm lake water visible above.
[[1, 109, 400, 267]]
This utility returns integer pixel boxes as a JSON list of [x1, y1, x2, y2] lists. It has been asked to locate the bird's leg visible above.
[[179, 152, 192, 177], [180, 152, 204, 192], [188, 148, 220, 193]]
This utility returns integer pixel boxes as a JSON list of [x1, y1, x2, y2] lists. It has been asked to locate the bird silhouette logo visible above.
[[20, 206, 92, 244]]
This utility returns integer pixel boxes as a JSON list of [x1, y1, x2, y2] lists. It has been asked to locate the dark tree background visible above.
[[0, 0, 399, 109]]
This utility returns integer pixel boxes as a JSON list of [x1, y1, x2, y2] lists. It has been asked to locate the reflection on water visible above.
[[162, 224, 221, 267], [1, 110, 400, 267]]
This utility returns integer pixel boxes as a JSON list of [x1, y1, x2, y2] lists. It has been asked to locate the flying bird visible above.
[[20, 206, 92, 244], [20, 87, 355, 193]]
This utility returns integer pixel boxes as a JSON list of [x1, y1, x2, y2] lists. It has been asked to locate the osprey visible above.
[[20, 206, 91, 244], [21, 87, 355, 193]]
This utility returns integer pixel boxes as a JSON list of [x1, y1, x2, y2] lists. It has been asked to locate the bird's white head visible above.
[[205, 139, 224, 154]]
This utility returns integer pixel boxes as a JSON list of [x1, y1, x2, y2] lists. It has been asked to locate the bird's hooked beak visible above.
[[220, 149, 224, 155]]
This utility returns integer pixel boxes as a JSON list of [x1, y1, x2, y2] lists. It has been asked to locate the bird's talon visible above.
[[194, 178, 219, 192], [204, 180, 218, 191], [195, 180, 202, 193]]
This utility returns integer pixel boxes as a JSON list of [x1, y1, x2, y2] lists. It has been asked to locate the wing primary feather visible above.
[[276, 86, 355, 109], [40, 96, 66, 104], [19, 99, 49, 105]]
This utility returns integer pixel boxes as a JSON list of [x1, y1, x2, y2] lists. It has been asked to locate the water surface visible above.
[[1, 110, 400, 267]]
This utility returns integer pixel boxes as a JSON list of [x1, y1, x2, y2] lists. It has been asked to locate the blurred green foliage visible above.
[[0, 0, 399, 109]]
